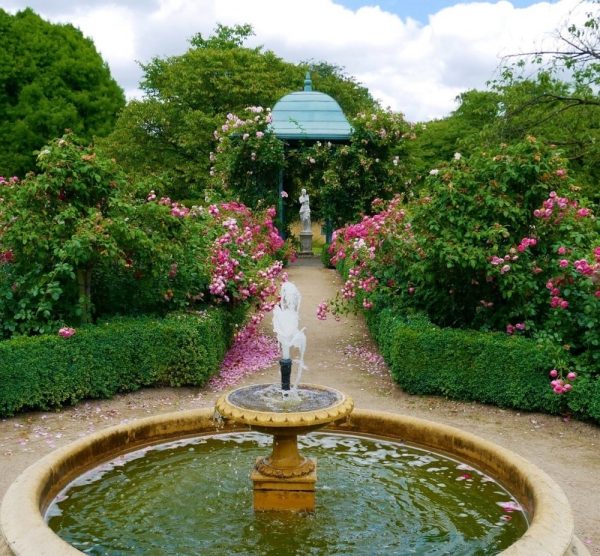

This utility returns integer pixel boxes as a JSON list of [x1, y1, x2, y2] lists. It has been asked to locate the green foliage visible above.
[[320, 243, 334, 269], [210, 108, 284, 208], [101, 24, 376, 200], [0, 8, 124, 177], [367, 309, 600, 423], [406, 90, 501, 179], [303, 110, 413, 227], [0, 309, 241, 417], [0, 132, 141, 333], [486, 71, 600, 199]]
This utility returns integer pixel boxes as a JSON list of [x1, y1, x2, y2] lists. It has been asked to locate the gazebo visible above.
[[270, 73, 352, 245]]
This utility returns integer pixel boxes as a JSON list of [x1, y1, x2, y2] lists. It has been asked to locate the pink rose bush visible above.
[[322, 139, 598, 397], [0, 133, 294, 338], [205, 200, 293, 333], [209, 107, 285, 211]]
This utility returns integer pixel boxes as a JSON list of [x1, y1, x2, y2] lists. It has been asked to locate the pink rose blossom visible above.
[[316, 301, 328, 320], [58, 327, 76, 338]]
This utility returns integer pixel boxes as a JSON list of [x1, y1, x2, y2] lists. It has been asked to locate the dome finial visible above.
[[304, 71, 312, 92]]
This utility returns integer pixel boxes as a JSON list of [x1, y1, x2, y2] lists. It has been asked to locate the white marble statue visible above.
[[299, 188, 311, 233], [272, 282, 307, 388]]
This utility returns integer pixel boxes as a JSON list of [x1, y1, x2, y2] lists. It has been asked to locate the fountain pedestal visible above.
[[215, 383, 353, 512], [252, 459, 317, 512]]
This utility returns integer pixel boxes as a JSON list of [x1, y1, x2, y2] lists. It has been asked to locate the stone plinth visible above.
[[299, 231, 313, 255], [252, 458, 317, 512]]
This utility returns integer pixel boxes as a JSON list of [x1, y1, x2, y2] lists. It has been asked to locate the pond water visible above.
[[47, 431, 528, 555]]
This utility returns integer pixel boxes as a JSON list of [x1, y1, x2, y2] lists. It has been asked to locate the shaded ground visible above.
[[1, 258, 598, 555]]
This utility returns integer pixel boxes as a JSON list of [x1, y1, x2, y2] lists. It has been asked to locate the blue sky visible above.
[[336, 0, 563, 21]]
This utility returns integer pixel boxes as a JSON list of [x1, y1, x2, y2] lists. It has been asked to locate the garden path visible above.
[[0, 257, 598, 555]]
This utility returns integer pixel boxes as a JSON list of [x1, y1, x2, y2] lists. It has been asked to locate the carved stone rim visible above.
[[215, 384, 354, 429], [255, 456, 316, 478], [0, 408, 585, 556]]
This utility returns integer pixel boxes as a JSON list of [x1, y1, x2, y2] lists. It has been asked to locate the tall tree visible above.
[[0, 8, 125, 178]]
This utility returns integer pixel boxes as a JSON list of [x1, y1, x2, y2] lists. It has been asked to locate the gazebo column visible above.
[[277, 167, 286, 239]]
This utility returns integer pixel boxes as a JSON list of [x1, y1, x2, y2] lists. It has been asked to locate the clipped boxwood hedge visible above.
[[366, 308, 600, 424], [0, 308, 243, 417]]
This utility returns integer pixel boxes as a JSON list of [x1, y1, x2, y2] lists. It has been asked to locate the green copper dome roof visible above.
[[270, 73, 352, 141]]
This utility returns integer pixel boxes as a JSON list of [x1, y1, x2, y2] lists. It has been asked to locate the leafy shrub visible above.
[[320, 243, 334, 268], [0, 308, 242, 417], [366, 309, 600, 423], [0, 133, 293, 338], [324, 139, 598, 398]]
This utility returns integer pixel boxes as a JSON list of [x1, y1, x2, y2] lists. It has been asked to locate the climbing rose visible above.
[[58, 327, 76, 338]]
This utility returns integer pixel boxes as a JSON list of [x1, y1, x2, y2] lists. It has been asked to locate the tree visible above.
[[101, 24, 377, 200], [485, 2, 600, 197], [0, 133, 141, 334], [0, 8, 125, 178], [406, 90, 501, 179], [409, 4, 600, 199]]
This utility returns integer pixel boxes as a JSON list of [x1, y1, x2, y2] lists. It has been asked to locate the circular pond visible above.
[[0, 408, 583, 555], [46, 431, 528, 555]]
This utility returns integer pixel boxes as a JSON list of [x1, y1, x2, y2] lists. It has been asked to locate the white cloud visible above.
[[5, 0, 593, 121]]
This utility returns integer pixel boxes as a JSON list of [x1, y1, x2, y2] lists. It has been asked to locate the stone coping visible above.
[[216, 384, 354, 429], [0, 407, 588, 556]]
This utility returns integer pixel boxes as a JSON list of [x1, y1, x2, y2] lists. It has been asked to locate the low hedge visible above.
[[366, 308, 600, 424], [0, 308, 243, 417]]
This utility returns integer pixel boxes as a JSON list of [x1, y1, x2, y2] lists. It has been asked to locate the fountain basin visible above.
[[0, 408, 588, 556], [216, 384, 354, 511]]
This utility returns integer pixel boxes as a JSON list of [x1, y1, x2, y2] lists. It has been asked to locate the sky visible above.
[[4, 0, 594, 121]]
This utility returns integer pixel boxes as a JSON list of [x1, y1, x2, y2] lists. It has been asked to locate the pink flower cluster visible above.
[[206, 202, 290, 319], [573, 256, 599, 278], [316, 301, 328, 320], [145, 192, 191, 218], [546, 280, 570, 309], [58, 327, 76, 338], [517, 237, 537, 252], [323, 196, 411, 318], [331, 202, 407, 264], [505, 322, 525, 335], [170, 204, 189, 218], [0, 176, 19, 186], [549, 368, 577, 394], [533, 191, 591, 222]]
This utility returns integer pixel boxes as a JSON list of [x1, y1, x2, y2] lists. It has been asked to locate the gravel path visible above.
[[1, 257, 598, 555]]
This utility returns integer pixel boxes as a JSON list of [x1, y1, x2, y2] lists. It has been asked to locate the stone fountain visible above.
[[216, 282, 353, 511]]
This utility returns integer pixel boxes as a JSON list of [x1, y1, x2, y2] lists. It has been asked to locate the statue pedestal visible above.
[[299, 231, 313, 255]]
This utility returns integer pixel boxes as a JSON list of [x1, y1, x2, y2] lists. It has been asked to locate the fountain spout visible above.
[[272, 282, 307, 391]]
